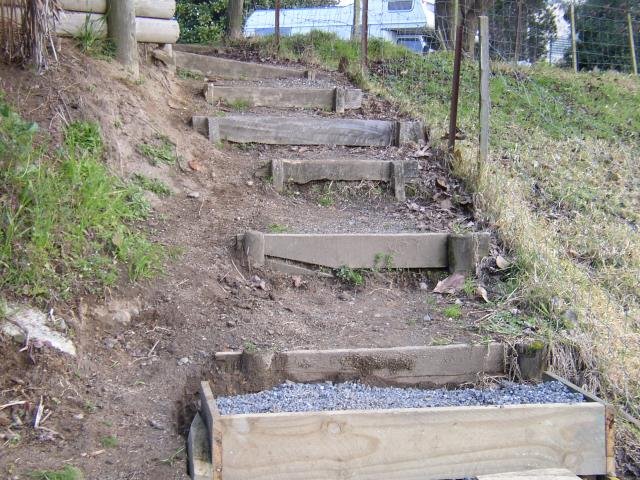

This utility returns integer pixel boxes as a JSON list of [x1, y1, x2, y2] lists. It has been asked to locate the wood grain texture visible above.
[[199, 381, 222, 480], [187, 413, 214, 480], [261, 233, 449, 268], [59, 0, 176, 18], [205, 84, 362, 111], [477, 468, 581, 479], [272, 343, 505, 385], [218, 403, 606, 479], [176, 51, 307, 80], [211, 115, 396, 146]]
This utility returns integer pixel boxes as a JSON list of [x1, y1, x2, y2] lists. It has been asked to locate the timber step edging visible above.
[[188, 344, 613, 480], [176, 51, 317, 80], [192, 114, 427, 147], [204, 84, 363, 112], [270, 158, 419, 201], [236, 231, 490, 273]]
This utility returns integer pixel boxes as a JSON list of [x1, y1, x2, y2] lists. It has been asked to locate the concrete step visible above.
[[192, 114, 426, 147], [204, 83, 363, 112], [269, 158, 419, 201], [176, 51, 316, 81], [236, 231, 490, 275]]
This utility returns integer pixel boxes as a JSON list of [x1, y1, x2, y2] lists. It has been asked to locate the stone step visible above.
[[192, 114, 426, 147], [269, 158, 419, 201], [204, 84, 363, 112], [236, 231, 490, 274], [176, 51, 315, 81]]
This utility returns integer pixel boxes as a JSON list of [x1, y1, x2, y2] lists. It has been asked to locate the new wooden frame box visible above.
[[188, 344, 614, 480]]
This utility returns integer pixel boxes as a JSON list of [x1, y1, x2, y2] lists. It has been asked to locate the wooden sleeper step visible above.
[[270, 158, 419, 201], [204, 84, 363, 112], [192, 114, 426, 147]]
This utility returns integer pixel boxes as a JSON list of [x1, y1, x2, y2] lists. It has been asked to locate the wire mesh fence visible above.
[[237, 0, 639, 74]]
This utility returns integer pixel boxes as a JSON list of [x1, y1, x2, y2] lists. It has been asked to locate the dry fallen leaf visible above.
[[496, 255, 511, 270], [476, 286, 489, 303], [436, 177, 449, 190], [433, 273, 465, 294], [188, 159, 203, 171]]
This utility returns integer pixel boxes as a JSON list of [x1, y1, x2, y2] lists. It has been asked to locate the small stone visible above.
[[338, 291, 351, 301], [419, 282, 428, 290], [177, 357, 190, 366], [454, 298, 463, 305], [423, 314, 432, 322], [103, 338, 119, 349], [226, 320, 236, 328], [111, 310, 131, 326], [187, 191, 201, 199], [73, 413, 84, 420], [148, 419, 165, 430], [267, 329, 275, 335], [246, 180, 254, 186]]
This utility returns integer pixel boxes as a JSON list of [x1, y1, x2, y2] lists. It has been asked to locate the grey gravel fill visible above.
[[216, 380, 585, 415]]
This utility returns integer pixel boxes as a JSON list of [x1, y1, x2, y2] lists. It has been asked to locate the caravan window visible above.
[[388, 0, 413, 11]]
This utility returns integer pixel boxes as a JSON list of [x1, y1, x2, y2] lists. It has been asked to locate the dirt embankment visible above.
[[0, 41, 500, 479]]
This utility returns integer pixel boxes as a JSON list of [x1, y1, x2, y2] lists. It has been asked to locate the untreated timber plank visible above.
[[477, 468, 581, 479], [192, 114, 426, 146], [218, 402, 606, 479], [238, 343, 505, 386], [176, 51, 309, 80], [255, 232, 449, 269], [274, 159, 418, 186], [187, 413, 214, 480], [199, 381, 222, 480], [204, 84, 363, 111]]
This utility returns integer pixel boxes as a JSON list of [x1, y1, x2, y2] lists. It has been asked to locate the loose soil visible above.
[[1, 42, 502, 479]]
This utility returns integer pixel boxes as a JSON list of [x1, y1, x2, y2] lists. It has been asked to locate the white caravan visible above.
[[244, 0, 436, 53]]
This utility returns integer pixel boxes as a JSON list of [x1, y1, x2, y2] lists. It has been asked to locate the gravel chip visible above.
[[216, 381, 584, 415]]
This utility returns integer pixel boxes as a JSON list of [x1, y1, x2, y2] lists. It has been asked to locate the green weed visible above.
[[318, 191, 334, 207], [177, 68, 204, 80], [442, 304, 462, 319], [29, 466, 83, 480], [374, 253, 394, 270], [0, 105, 164, 299], [137, 135, 177, 166], [100, 435, 118, 448], [336, 266, 365, 286], [132, 174, 171, 197], [228, 99, 251, 111], [243, 341, 258, 353], [268, 223, 288, 233]]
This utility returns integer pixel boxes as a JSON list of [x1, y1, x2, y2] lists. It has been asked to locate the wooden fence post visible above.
[[107, 0, 139, 78], [352, 0, 361, 41], [514, 0, 523, 64], [628, 13, 638, 76], [275, 0, 281, 52], [478, 15, 490, 181], [361, 0, 369, 71], [570, 1, 578, 73]]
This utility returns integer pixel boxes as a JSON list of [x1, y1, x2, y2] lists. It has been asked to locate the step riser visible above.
[[192, 115, 426, 147], [176, 51, 312, 80], [271, 159, 418, 201], [205, 84, 363, 112], [236, 232, 489, 272]]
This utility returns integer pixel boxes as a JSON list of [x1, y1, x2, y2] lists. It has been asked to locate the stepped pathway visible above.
[[177, 50, 498, 479]]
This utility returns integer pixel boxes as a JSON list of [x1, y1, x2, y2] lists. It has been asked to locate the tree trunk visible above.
[[107, 0, 139, 78], [228, 0, 244, 40]]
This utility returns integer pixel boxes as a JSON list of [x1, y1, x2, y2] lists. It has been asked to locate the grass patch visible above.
[[137, 135, 178, 166], [0, 101, 163, 299], [132, 174, 171, 197], [74, 15, 115, 60], [29, 465, 83, 480]]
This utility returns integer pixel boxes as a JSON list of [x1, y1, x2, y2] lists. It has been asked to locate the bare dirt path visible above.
[[0, 44, 500, 479]]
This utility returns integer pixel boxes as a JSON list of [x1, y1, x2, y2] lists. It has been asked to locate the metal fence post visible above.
[[570, 2, 578, 73], [628, 13, 638, 75]]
